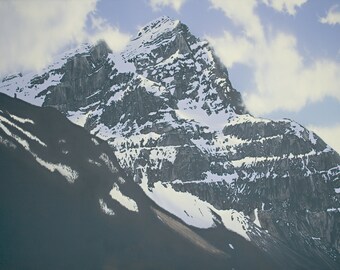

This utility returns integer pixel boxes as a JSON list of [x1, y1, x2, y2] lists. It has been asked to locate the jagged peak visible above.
[[123, 16, 189, 61], [133, 16, 180, 41]]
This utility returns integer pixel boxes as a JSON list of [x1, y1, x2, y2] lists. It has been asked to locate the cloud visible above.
[[262, 0, 308, 15], [209, 0, 263, 40], [0, 0, 130, 76], [320, 4, 340, 25], [207, 0, 340, 115], [149, 0, 187, 12], [308, 124, 340, 154], [89, 14, 131, 52], [244, 39, 340, 114]]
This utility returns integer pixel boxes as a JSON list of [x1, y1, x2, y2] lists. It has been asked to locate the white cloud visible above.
[[0, 0, 130, 76], [308, 124, 340, 154], [89, 15, 131, 52], [149, 0, 187, 12], [244, 39, 340, 114], [262, 0, 308, 15], [209, 0, 263, 40], [208, 0, 340, 115], [320, 4, 340, 25], [208, 31, 254, 67]]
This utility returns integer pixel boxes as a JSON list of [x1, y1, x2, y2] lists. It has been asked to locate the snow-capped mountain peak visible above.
[[0, 16, 340, 267]]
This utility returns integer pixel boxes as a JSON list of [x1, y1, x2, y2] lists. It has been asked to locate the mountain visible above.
[[1, 16, 340, 268], [1, 92, 330, 270]]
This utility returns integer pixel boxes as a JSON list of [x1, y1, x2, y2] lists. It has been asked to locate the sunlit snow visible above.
[[99, 153, 118, 173], [0, 114, 46, 147], [0, 114, 78, 183], [109, 183, 138, 212], [254, 208, 261, 228], [139, 167, 250, 240], [8, 113, 34, 125], [99, 199, 115, 216], [35, 155, 79, 183]]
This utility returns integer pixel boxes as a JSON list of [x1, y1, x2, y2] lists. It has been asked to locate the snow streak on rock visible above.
[[109, 183, 138, 212]]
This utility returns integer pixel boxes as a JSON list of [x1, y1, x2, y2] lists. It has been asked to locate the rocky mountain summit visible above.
[[1, 16, 340, 268]]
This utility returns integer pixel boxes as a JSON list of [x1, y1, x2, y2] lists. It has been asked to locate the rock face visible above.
[[1, 16, 340, 267]]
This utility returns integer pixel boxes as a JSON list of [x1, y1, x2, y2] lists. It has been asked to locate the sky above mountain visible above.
[[1, 0, 339, 152]]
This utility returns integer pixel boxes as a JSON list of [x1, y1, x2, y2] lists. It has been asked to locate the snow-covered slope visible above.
[[1, 16, 340, 267]]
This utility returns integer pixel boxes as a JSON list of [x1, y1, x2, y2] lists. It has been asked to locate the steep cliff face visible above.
[[43, 41, 112, 112], [1, 16, 339, 266]]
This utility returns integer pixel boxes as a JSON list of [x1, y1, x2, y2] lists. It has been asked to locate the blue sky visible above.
[[1, 0, 339, 151]]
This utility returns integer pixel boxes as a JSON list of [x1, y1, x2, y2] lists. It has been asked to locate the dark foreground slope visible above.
[[0, 93, 229, 270], [0, 94, 336, 270]]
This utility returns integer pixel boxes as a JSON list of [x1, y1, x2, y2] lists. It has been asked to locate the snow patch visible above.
[[35, 155, 79, 183], [0, 115, 46, 147], [139, 168, 250, 240], [91, 123, 114, 141], [99, 199, 115, 216], [144, 181, 215, 228], [117, 176, 126, 184], [0, 134, 16, 149], [227, 114, 270, 126], [112, 132, 160, 151], [308, 130, 317, 144], [0, 121, 30, 150], [254, 208, 261, 228], [217, 210, 250, 240], [289, 121, 305, 139], [149, 146, 177, 167], [136, 74, 167, 97], [8, 113, 34, 124], [230, 156, 277, 167], [176, 98, 231, 132], [91, 137, 99, 145], [99, 153, 118, 173], [88, 159, 102, 167], [67, 110, 89, 127], [110, 183, 138, 212], [108, 52, 136, 73], [172, 171, 237, 185], [327, 208, 340, 212]]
